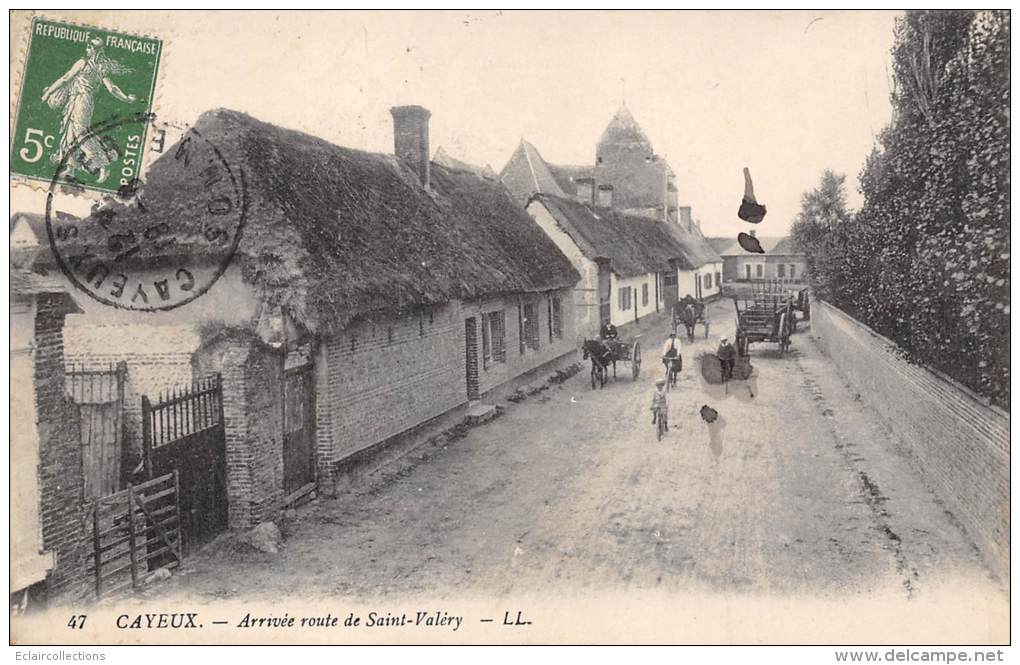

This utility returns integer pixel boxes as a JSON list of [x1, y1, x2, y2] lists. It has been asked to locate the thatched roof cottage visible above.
[[35, 106, 581, 535]]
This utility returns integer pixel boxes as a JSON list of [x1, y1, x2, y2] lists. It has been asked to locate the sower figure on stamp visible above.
[[41, 37, 137, 183]]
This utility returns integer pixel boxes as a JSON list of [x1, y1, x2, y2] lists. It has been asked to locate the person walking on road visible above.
[[717, 336, 737, 381]]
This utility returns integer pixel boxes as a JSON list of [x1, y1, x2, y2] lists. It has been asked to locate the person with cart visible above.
[[717, 336, 737, 381]]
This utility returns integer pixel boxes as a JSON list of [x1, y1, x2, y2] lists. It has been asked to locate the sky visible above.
[[11, 10, 900, 237]]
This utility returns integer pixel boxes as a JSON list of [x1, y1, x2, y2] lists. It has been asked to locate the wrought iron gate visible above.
[[142, 375, 227, 553]]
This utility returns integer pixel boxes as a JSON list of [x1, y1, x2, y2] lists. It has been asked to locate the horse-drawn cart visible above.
[[582, 335, 642, 389], [673, 298, 710, 341], [732, 292, 795, 356]]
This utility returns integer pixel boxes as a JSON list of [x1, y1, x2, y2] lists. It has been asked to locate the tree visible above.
[[790, 170, 852, 303], [796, 10, 1009, 407]]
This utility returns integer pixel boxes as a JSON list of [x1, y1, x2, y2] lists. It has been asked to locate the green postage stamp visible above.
[[10, 17, 162, 194]]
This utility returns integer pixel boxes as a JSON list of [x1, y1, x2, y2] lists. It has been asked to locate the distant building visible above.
[[501, 105, 680, 222], [593, 104, 678, 223], [711, 233, 808, 283], [501, 105, 722, 329]]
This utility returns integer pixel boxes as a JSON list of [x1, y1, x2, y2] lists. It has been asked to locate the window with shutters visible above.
[[549, 296, 563, 340], [642, 283, 649, 307], [618, 286, 632, 311], [523, 302, 539, 351], [778, 264, 786, 278], [482, 310, 506, 368]]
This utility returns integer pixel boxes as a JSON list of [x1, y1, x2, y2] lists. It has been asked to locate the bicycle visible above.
[[663, 355, 681, 391], [653, 407, 668, 441]]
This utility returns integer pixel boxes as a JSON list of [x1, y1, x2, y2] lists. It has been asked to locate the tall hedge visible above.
[[792, 10, 1010, 408]]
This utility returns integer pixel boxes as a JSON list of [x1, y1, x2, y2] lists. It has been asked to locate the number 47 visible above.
[[20, 128, 55, 163], [67, 614, 87, 629]]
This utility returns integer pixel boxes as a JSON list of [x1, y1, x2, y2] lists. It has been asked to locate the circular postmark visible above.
[[45, 112, 246, 311]]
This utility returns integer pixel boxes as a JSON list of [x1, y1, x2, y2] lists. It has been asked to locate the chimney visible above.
[[390, 105, 431, 189], [749, 230, 756, 238], [597, 184, 614, 209], [575, 177, 594, 207], [678, 206, 693, 231]]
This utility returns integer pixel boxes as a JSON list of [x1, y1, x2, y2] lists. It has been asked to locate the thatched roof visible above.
[[531, 193, 706, 277], [78, 109, 579, 333], [432, 146, 496, 179], [662, 222, 723, 268]]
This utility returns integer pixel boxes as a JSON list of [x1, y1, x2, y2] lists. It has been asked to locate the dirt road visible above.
[[158, 300, 1006, 638]]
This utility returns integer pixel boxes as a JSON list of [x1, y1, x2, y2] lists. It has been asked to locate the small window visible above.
[[756, 264, 763, 278], [703, 274, 711, 289], [618, 286, 632, 311], [551, 297, 563, 340], [482, 311, 506, 368], [715, 271, 721, 286], [642, 283, 649, 307], [523, 302, 539, 351], [481, 315, 491, 368], [778, 264, 786, 278], [790, 264, 796, 279], [745, 264, 751, 280], [518, 303, 525, 355]]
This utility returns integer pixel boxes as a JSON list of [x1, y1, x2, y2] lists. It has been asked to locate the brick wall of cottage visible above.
[[810, 300, 1010, 581], [193, 337, 285, 529], [318, 289, 577, 471], [34, 294, 90, 601]]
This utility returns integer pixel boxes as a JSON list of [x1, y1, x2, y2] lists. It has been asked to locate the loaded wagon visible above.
[[732, 291, 795, 356]]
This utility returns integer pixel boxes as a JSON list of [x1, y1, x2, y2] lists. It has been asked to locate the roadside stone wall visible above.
[[810, 299, 1009, 580]]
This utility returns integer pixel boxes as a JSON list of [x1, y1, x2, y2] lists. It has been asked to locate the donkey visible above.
[[581, 339, 613, 389], [681, 303, 698, 342]]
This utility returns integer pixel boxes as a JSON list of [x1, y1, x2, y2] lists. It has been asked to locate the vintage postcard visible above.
[[8, 9, 1010, 650]]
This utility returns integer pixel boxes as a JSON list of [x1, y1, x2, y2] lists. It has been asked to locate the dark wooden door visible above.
[[283, 367, 316, 495], [661, 270, 678, 315], [465, 317, 480, 401]]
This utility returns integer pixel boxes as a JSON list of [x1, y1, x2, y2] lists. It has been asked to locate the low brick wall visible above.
[[810, 300, 1009, 580]]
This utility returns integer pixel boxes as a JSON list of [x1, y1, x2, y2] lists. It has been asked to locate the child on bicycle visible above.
[[650, 378, 668, 429]]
